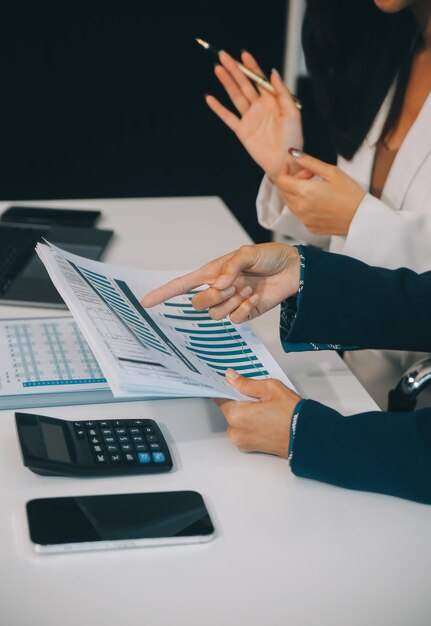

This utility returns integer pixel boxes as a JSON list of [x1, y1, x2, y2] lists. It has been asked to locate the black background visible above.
[[0, 2, 333, 242]]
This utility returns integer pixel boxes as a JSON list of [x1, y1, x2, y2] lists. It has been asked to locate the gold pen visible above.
[[195, 38, 302, 110]]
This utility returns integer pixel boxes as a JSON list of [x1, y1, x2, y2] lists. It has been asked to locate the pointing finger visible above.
[[141, 252, 234, 307]]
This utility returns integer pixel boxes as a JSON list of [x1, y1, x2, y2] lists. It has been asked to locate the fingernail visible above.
[[240, 48, 248, 54], [239, 285, 252, 298], [213, 62, 220, 69], [271, 68, 280, 76], [289, 147, 303, 158], [219, 285, 235, 298], [226, 368, 239, 381], [249, 293, 259, 305]]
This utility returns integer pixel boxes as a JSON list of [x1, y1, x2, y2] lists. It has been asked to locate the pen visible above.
[[195, 38, 302, 111]]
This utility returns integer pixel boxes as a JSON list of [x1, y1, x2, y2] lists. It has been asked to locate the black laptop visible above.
[[0, 223, 113, 307]]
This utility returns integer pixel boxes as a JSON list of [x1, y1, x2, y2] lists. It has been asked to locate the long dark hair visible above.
[[302, 0, 419, 160]]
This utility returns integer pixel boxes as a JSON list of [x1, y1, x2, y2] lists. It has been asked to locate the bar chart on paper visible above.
[[160, 292, 270, 379], [73, 259, 272, 384], [0, 317, 113, 410], [36, 241, 297, 400]]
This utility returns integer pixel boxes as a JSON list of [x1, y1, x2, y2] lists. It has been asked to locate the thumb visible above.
[[225, 368, 269, 399], [288, 148, 334, 180]]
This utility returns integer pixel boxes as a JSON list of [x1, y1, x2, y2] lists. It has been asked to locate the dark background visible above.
[[0, 2, 333, 243]]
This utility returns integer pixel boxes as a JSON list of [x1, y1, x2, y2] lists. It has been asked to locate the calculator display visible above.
[[40, 422, 71, 463]]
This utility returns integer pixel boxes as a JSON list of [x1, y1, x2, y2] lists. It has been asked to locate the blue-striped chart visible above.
[[161, 291, 269, 379], [71, 260, 269, 381], [4, 318, 106, 387], [72, 263, 199, 374]]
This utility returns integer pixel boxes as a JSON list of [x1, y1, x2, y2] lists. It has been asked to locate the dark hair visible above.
[[302, 0, 419, 160]]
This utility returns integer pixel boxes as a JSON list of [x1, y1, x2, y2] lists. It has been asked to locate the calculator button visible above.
[[104, 436, 115, 444], [74, 422, 83, 428], [106, 444, 119, 453], [149, 443, 161, 450], [118, 436, 130, 443], [134, 443, 148, 452], [132, 435, 144, 443], [95, 453, 106, 463], [110, 454, 122, 463], [75, 429, 85, 439], [89, 436, 100, 444], [152, 452, 166, 463], [87, 429, 98, 437], [124, 452, 136, 463], [127, 420, 145, 426], [92, 445, 103, 454], [85, 421, 96, 427], [120, 443, 132, 452], [99, 421, 110, 427], [146, 435, 158, 443], [111, 420, 124, 427], [115, 428, 127, 435], [101, 428, 113, 436], [143, 427, 153, 434], [129, 428, 141, 435], [137, 452, 151, 464]]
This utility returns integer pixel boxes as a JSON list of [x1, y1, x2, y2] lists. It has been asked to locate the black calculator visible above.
[[15, 413, 173, 477]]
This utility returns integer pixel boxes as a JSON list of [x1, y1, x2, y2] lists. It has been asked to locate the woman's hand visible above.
[[276, 149, 366, 236], [141, 243, 300, 324], [206, 51, 303, 181], [215, 369, 302, 458]]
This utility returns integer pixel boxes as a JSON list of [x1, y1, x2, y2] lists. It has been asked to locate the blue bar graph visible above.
[[70, 263, 200, 374], [161, 299, 268, 379]]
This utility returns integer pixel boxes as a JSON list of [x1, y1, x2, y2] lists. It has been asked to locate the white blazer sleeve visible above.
[[256, 175, 330, 247], [342, 193, 431, 272]]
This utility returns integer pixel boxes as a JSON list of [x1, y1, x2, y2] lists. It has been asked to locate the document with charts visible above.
[[36, 242, 295, 401], [0, 316, 116, 409]]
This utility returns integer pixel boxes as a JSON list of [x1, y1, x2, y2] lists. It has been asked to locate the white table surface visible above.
[[0, 197, 430, 626]]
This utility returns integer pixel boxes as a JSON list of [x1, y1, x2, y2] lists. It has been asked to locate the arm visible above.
[[283, 246, 431, 353], [218, 370, 431, 505], [290, 400, 431, 504], [343, 193, 431, 272]]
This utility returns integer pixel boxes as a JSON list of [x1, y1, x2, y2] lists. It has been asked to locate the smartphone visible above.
[[26, 491, 215, 554], [1, 206, 101, 227]]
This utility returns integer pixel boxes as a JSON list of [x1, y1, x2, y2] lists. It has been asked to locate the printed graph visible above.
[[161, 291, 269, 378], [5, 319, 106, 387]]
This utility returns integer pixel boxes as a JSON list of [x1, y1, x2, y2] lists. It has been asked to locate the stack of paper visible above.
[[0, 316, 115, 409], [36, 242, 295, 401]]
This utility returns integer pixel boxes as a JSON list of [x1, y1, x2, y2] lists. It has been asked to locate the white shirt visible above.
[[256, 87, 431, 409]]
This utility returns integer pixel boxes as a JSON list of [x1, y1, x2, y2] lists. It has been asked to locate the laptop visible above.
[[0, 223, 113, 307]]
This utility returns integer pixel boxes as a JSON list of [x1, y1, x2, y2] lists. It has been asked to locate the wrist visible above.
[[266, 146, 305, 183]]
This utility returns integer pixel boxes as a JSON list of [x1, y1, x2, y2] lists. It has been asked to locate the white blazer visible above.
[[256, 87, 431, 408]]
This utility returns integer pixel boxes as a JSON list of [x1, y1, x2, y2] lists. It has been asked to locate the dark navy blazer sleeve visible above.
[[282, 247, 431, 504], [282, 246, 431, 352]]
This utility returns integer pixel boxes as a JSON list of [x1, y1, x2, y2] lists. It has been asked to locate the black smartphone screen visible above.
[[1, 206, 101, 227], [26, 491, 214, 545]]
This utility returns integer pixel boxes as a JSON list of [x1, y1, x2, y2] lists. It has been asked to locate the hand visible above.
[[276, 149, 366, 236], [206, 50, 303, 181], [141, 243, 300, 324], [215, 369, 302, 458]]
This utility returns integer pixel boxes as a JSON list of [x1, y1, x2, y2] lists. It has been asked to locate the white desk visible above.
[[0, 197, 430, 626]]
